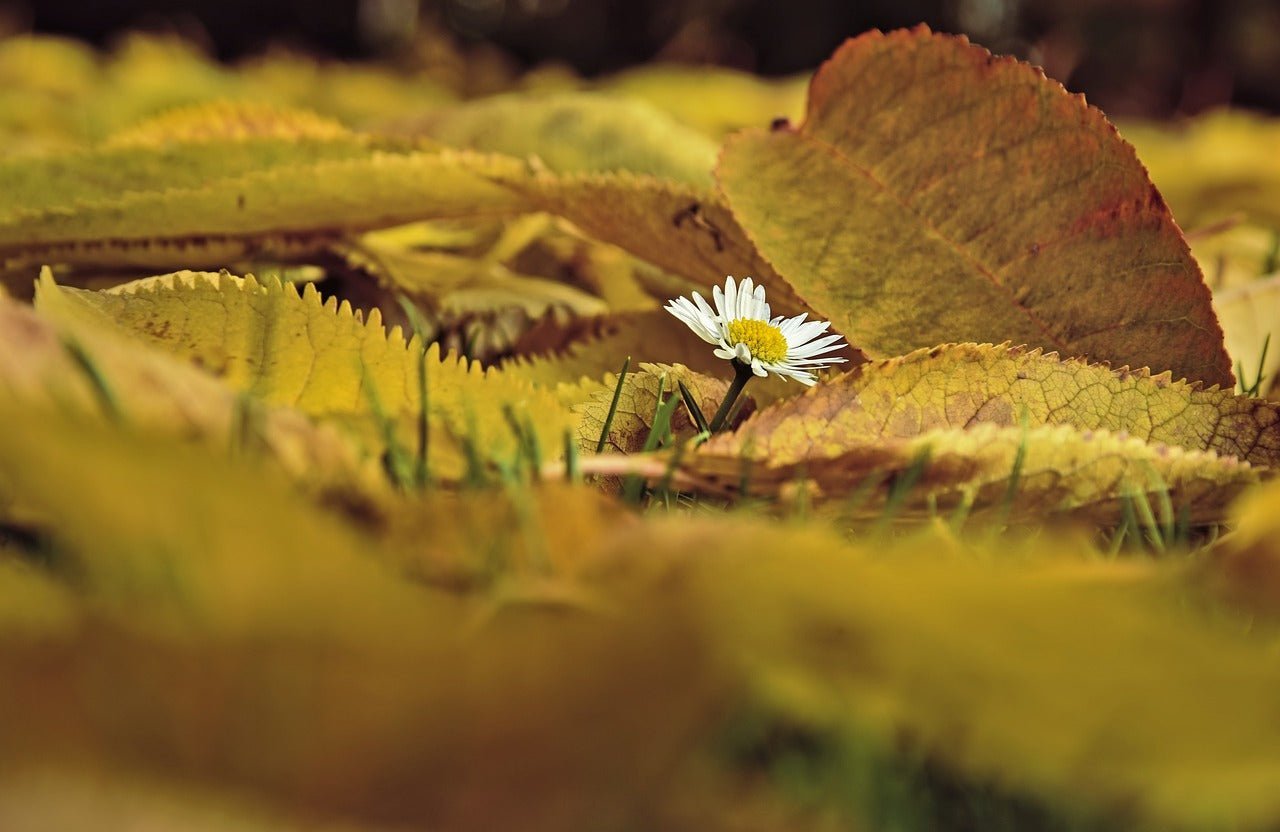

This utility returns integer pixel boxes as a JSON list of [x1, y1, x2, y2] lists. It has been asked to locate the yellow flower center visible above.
[[726, 318, 788, 364]]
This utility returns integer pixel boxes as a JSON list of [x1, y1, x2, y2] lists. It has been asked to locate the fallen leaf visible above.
[[36, 270, 577, 479], [717, 27, 1231, 387]]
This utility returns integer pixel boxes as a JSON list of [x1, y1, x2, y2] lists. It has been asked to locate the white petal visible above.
[[737, 277, 755, 318], [665, 298, 722, 345], [693, 291, 719, 323], [779, 356, 848, 368], [722, 277, 739, 322], [788, 333, 848, 357], [775, 313, 809, 336], [749, 291, 771, 321], [713, 346, 737, 360], [751, 359, 768, 377], [734, 342, 752, 362], [788, 320, 833, 346]]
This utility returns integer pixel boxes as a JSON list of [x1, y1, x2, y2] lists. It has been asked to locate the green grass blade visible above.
[[61, 336, 123, 423], [677, 380, 710, 435], [594, 356, 631, 454]]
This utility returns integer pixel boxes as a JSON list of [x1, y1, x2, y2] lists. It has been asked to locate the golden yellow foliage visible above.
[[1212, 273, 1280, 397], [0, 413, 725, 830], [36, 270, 577, 479], [673, 521, 1280, 828], [686, 421, 1256, 523], [2, 23, 1280, 831], [338, 223, 608, 320], [104, 100, 354, 147], [413, 91, 720, 186], [0, 287, 378, 497], [601, 65, 807, 139], [1125, 110, 1280, 232], [709, 342, 1280, 467], [0, 123, 531, 271]]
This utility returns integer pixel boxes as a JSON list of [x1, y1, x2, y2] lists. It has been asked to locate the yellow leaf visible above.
[[0, 407, 427, 641], [414, 91, 719, 186], [1124, 110, 1280, 232], [708, 342, 1280, 468], [601, 65, 807, 139], [1212, 272, 1280, 397], [668, 520, 1280, 828], [0, 105, 532, 271], [0, 286, 379, 498], [336, 230, 608, 319], [103, 100, 354, 147], [686, 421, 1255, 524], [717, 27, 1231, 388], [35, 270, 577, 479], [490, 170, 814, 318], [0, 411, 724, 830], [648, 342, 1277, 520]]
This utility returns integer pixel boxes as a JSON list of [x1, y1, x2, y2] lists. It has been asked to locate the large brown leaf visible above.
[[717, 27, 1232, 387]]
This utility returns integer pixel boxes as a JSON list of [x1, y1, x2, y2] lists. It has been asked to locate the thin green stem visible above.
[[709, 361, 755, 433]]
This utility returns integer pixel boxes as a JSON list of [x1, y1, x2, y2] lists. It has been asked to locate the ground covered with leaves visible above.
[[3, 23, 1280, 831]]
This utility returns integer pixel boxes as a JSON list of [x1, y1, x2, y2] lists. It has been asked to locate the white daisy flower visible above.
[[664, 275, 848, 387]]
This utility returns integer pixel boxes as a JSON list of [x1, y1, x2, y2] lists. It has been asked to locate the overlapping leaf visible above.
[[708, 343, 1280, 467], [685, 422, 1255, 524], [36, 270, 577, 478], [0, 289, 378, 498], [494, 170, 813, 317], [0, 99, 811, 323], [635, 342, 1278, 520], [0, 103, 532, 271], [5, 24, 1280, 831], [717, 27, 1232, 387]]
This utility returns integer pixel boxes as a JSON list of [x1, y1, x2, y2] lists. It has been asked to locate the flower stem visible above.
[[709, 361, 754, 433]]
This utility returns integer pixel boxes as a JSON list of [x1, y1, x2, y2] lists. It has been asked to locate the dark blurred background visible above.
[[2, 0, 1278, 117]]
